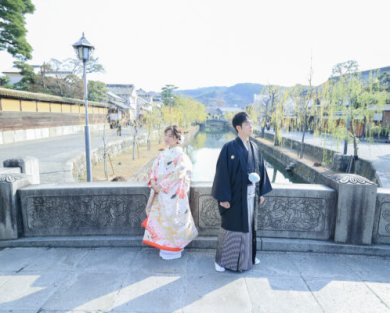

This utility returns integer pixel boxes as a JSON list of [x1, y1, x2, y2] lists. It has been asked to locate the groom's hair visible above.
[[232, 112, 249, 133]]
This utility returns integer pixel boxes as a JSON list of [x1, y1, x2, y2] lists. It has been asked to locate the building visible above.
[[106, 84, 137, 121], [106, 91, 131, 127], [2, 65, 73, 85], [106, 84, 162, 123], [206, 107, 223, 119]]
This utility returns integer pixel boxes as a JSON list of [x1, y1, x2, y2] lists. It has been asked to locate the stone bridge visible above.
[[1, 157, 390, 255], [200, 119, 230, 132]]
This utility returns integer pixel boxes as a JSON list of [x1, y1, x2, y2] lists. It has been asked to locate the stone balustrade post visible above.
[[0, 174, 31, 240], [3, 157, 40, 184], [326, 174, 377, 245]]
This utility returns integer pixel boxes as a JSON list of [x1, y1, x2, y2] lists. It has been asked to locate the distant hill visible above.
[[176, 66, 390, 107], [177, 83, 264, 108]]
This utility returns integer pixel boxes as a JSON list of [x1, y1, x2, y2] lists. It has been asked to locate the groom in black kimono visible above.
[[212, 112, 272, 272]]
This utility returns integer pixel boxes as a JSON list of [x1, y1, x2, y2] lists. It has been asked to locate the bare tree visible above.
[[131, 121, 140, 160]]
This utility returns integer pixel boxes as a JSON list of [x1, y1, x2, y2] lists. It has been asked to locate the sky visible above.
[[1, 0, 390, 91]]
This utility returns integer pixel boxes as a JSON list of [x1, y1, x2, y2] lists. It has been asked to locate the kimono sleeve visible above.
[[147, 155, 160, 187], [257, 153, 272, 197], [211, 144, 232, 202], [158, 152, 191, 198]]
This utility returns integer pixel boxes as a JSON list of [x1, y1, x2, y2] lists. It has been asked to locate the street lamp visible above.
[[73, 32, 94, 182]]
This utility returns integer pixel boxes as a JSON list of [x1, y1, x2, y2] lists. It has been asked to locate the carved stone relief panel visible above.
[[198, 195, 220, 229], [0, 174, 25, 183], [24, 193, 147, 235], [378, 201, 390, 237], [258, 196, 326, 232], [328, 173, 375, 185]]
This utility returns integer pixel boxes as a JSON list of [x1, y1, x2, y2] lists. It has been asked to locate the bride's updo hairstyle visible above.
[[164, 125, 183, 144]]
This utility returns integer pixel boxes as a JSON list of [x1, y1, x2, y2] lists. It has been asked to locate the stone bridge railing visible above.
[[1, 178, 336, 239], [1, 168, 390, 254], [189, 183, 336, 240], [374, 188, 390, 244]]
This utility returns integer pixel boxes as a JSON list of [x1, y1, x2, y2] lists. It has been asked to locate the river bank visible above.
[[90, 126, 199, 182]]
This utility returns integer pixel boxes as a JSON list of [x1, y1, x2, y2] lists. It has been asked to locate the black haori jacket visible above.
[[212, 137, 272, 233]]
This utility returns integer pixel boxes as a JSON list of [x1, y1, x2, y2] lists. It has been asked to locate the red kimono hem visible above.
[[142, 240, 182, 252]]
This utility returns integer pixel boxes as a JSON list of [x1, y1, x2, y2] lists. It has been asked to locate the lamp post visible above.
[[73, 33, 94, 182]]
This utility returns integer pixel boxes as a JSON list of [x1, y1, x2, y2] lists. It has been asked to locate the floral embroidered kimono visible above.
[[142, 146, 198, 252]]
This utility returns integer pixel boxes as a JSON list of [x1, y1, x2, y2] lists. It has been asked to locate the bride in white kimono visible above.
[[142, 125, 198, 260]]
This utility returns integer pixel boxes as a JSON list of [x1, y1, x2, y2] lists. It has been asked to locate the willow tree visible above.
[[143, 105, 163, 150], [270, 87, 286, 146], [362, 72, 389, 140], [329, 60, 360, 155], [260, 85, 278, 138], [297, 61, 317, 158], [175, 96, 207, 128], [161, 95, 207, 129], [316, 81, 339, 163], [246, 104, 258, 126], [325, 61, 386, 161], [290, 84, 316, 159]]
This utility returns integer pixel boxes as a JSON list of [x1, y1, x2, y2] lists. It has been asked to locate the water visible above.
[[186, 131, 305, 184]]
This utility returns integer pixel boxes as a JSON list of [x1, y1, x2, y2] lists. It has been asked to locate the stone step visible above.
[[1, 236, 390, 257], [0, 236, 218, 249]]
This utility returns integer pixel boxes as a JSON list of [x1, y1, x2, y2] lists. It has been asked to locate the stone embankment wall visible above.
[[259, 132, 378, 184]]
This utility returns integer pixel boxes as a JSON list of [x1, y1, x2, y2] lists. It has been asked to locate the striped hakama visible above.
[[215, 185, 256, 272]]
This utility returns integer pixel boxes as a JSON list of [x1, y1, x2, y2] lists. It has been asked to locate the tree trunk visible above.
[[102, 124, 108, 180], [300, 129, 306, 159], [147, 136, 151, 151], [350, 121, 358, 160], [132, 138, 136, 160], [343, 139, 348, 155], [362, 116, 367, 139], [132, 125, 138, 160], [353, 136, 358, 160], [343, 117, 349, 155], [300, 116, 307, 159], [274, 127, 280, 146]]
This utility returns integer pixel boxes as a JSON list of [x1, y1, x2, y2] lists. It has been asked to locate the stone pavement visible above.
[[0, 247, 390, 313]]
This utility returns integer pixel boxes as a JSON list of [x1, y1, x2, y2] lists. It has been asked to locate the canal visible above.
[[186, 131, 305, 184]]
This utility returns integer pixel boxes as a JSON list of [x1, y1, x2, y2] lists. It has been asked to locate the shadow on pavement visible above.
[[0, 247, 389, 312]]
